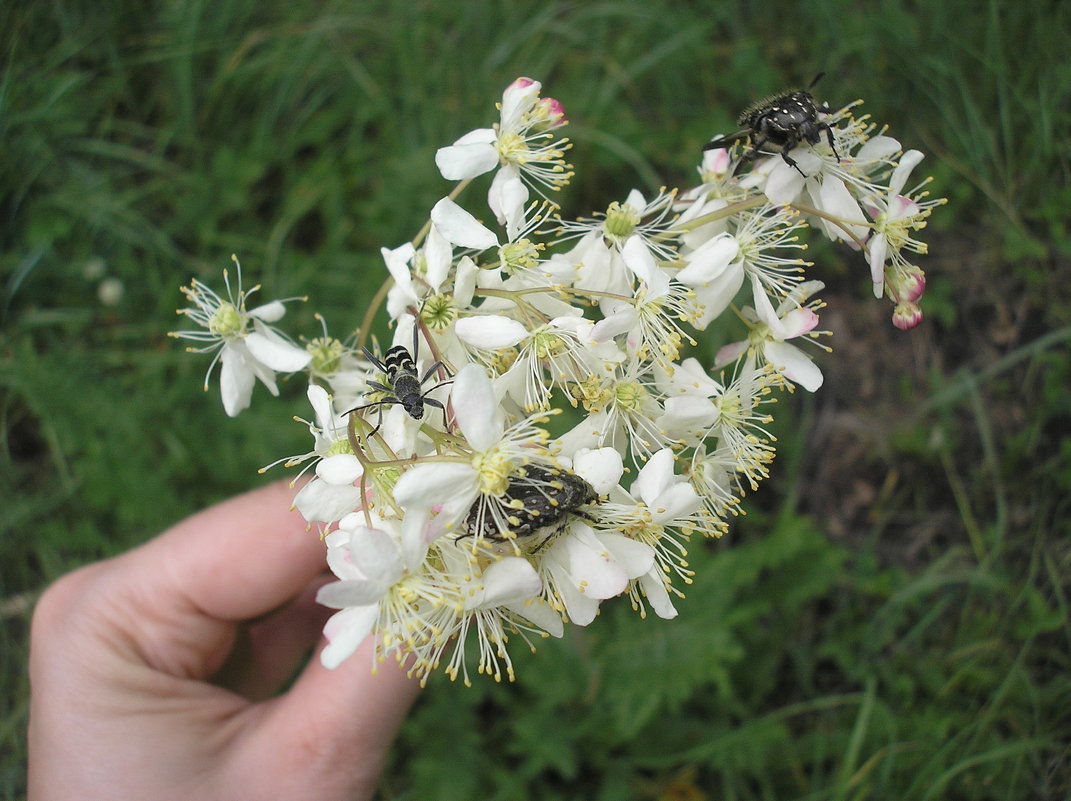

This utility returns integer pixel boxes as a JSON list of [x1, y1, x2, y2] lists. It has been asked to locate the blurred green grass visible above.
[[3, 0, 1070, 799]]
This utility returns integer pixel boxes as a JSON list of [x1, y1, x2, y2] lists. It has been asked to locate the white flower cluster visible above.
[[174, 77, 942, 684]]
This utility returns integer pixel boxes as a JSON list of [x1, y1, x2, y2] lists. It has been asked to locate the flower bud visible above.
[[892, 301, 923, 330], [886, 263, 926, 304], [534, 96, 567, 130]]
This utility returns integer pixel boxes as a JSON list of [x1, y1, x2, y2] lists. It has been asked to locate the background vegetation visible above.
[[3, 0, 1069, 798]]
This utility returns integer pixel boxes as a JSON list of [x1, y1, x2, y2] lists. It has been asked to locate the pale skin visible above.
[[27, 481, 421, 801]]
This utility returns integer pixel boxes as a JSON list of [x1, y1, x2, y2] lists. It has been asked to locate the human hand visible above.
[[28, 481, 421, 801]]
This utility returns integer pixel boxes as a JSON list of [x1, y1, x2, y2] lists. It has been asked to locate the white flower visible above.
[[588, 236, 697, 366], [715, 280, 826, 392], [495, 316, 603, 412], [435, 77, 571, 234], [699, 358, 779, 491], [864, 149, 941, 297], [449, 551, 557, 684], [596, 448, 704, 618], [285, 385, 365, 527], [316, 514, 440, 669], [172, 259, 311, 416], [555, 355, 670, 460], [291, 455, 364, 528], [807, 175, 870, 246], [537, 521, 655, 626], [172, 76, 947, 683], [563, 189, 680, 299]]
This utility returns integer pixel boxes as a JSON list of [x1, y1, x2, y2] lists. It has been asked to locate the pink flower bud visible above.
[[892, 302, 923, 330], [702, 147, 732, 177], [536, 96, 567, 128], [900, 265, 927, 303], [884, 263, 926, 304], [509, 76, 537, 91]]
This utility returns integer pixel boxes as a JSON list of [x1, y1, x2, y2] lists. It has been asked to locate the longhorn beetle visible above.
[[346, 327, 451, 433], [703, 73, 840, 176]]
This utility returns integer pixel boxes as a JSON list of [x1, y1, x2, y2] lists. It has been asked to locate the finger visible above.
[[249, 637, 422, 794], [127, 479, 325, 622], [211, 573, 334, 700]]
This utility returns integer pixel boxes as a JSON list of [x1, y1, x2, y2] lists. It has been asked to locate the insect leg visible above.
[[366, 380, 394, 394], [781, 152, 806, 177], [365, 401, 388, 438], [702, 130, 749, 152], [421, 386, 453, 429], [344, 399, 390, 437], [361, 347, 390, 375], [822, 124, 841, 162], [419, 360, 445, 385]]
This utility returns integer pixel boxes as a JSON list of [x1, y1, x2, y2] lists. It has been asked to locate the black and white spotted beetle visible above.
[[461, 463, 598, 553], [704, 73, 841, 176], [347, 331, 450, 430]]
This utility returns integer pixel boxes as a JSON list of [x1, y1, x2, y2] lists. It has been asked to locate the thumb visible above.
[[242, 635, 422, 797]]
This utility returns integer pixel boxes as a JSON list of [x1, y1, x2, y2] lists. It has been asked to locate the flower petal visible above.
[[316, 453, 364, 485], [572, 448, 624, 495], [316, 579, 388, 609], [246, 325, 313, 372], [765, 341, 824, 392], [815, 178, 868, 243], [676, 234, 739, 285], [764, 160, 807, 205], [488, 165, 529, 241], [449, 364, 504, 452], [307, 384, 334, 429], [248, 299, 287, 323], [435, 128, 498, 180], [453, 255, 478, 309], [659, 395, 718, 434], [856, 135, 901, 163], [649, 481, 702, 523], [455, 315, 528, 349], [504, 599, 564, 637], [424, 223, 453, 293], [394, 462, 477, 511], [631, 448, 676, 507], [890, 149, 925, 195], [778, 308, 820, 339], [689, 261, 745, 327], [430, 197, 498, 250], [713, 340, 748, 369], [564, 526, 630, 600], [381, 243, 416, 288], [220, 345, 257, 417], [292, 479, 361, 525], [639, 570, 678, 619], [597, 532, 655, 579], [347, 526, 405, 582], [319, 605, 378, 669], [621, 234, 658, 285], [589, 305, 638, 343], [500, 78, 540, 131], [466, 557, 543, 609]]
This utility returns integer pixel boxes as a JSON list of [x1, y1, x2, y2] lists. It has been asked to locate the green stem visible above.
[[788, 201, 873, 252], [672, 194, 767, 234]]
